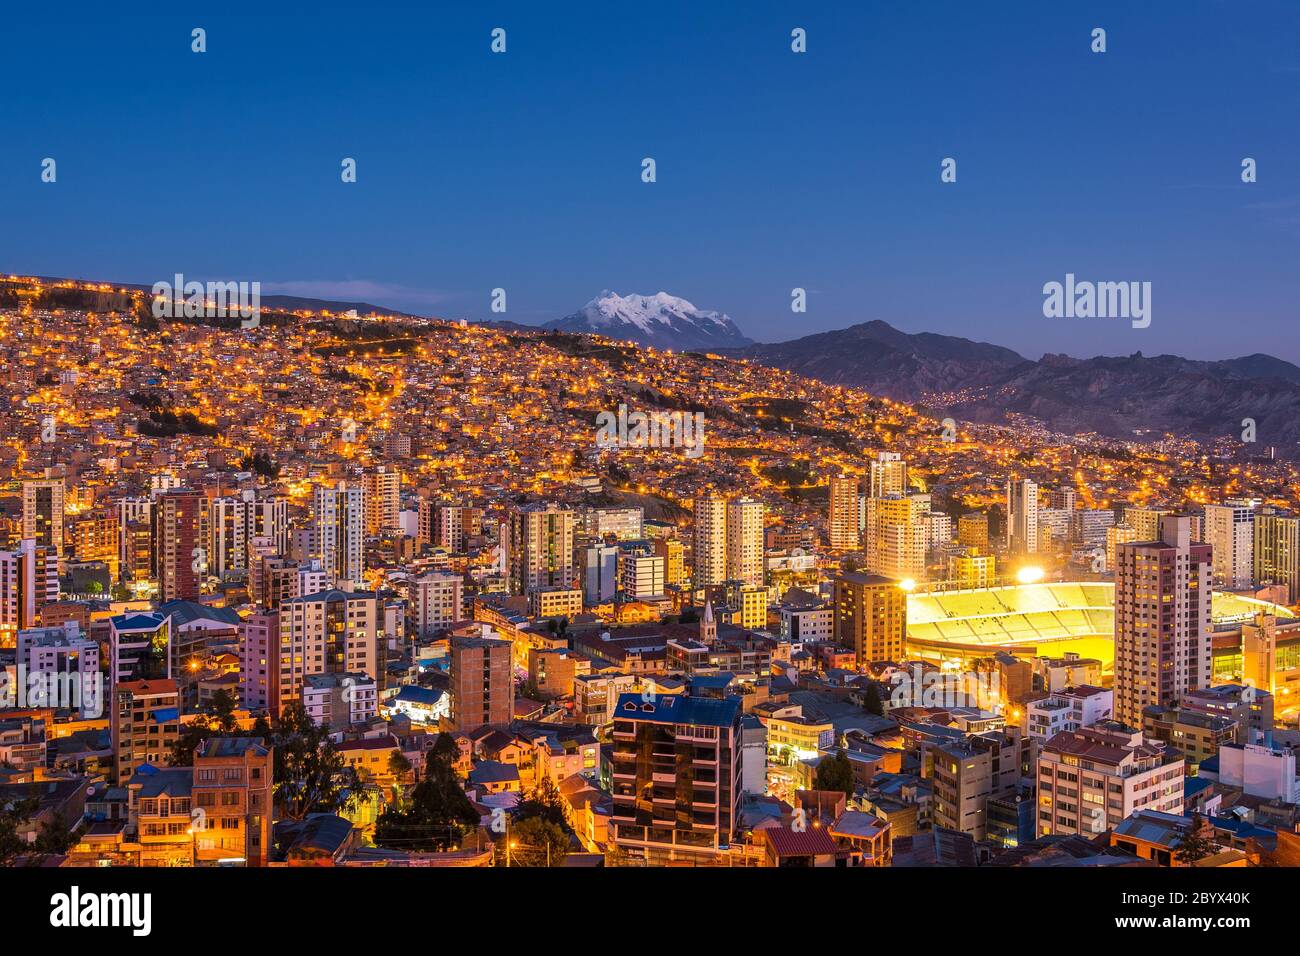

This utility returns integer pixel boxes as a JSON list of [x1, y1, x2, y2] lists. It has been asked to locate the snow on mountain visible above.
[[544, 290, 752, 350]]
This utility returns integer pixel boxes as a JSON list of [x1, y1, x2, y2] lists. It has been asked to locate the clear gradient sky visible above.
[[3, 1, 1299, 360]]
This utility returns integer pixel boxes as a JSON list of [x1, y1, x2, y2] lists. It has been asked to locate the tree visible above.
[[516, 777, 569, 829], [272, 702, 360, 821], [1174, 814, 1217, 865], [388, 750, 413, 781], [506, 816, 568, 867], [0, 797, 39, 864], [373, 733, 478, 852], [170, 688, 242, 766], [862, 682, 885, 717], [35, 812, 77, 855], [812, 749, 855, 798]]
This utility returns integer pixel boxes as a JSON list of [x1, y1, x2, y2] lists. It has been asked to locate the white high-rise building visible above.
[[209, 495, 252, 579], [1204, 499, 1257, 590], [279, 589, 380, 712], [0, 540, 59, 638], [620, 552, 666, 601], [313, 482, 365, 588], [1006, 479, 1039, 555], [584, 544, 619, 604], [726, 498, 765, 587], [408, 571, 464, 638], [693, 495, 728, 587]]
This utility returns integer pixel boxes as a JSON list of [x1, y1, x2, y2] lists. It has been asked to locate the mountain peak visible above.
[[546, 290, 752, 350]]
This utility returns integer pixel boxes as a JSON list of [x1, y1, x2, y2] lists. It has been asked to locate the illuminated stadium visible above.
[[904, 581, 1293, 673]]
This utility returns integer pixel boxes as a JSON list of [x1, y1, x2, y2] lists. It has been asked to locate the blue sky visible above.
[[3, 0, 1300, 360]]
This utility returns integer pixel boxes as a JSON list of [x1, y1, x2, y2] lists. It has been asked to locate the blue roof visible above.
[[469, 760, 520, 784], [110, 611, 167, 631], [1199, 754, 1220, 773], [1211, 815, 1275, 839], [150, 707, 180, 724], [614, 692, 740, 728], [688, 673, 735, 690], [157, 599, 241, 627], [394, 686, 445, 706]]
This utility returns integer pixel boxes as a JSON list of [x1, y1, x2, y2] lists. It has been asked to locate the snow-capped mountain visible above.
[[544, 290, 752, 350]]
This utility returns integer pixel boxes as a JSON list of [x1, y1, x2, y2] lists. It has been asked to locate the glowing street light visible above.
[[1016, 566, 1045, 585]]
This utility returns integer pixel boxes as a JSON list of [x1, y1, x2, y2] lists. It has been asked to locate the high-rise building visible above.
[[738, 584, 766, 630], [583, 543, 619, 604], [865, 495, 928, 582], [209, 496, 251, 580], [1124, 506, 1169, 543], [1105, 524, 1140, 574], [279, 589, 380, 714], [153, 488, 205, 602], [932, 728, 1035, 841], [408, 571, 464, 637], [248, 493, 290, 556], [620, 552, 666, 602], [1204, 499, 1257, 590], [0, 539, 59, 639], [69, 511, 119, 577], [1074, 508, 1116, 547], [833, 572, 906, 665], [313, 482, 364, 588], [828, 474, 861, 551], [363, 466, 402, 536], [957, 512, 989, 550], [692, 494, 728, 587], [924, 511, 953, 551], [1037, 725, 1184, 837], [239, 610, 279, 715], [1254, 509, 1300, 603], [1005, 479, 1039, 554], [652, 537, 685, 587], [110, 678, 181, 784], [610, 692, 743, 863], [211, 492, 290, 581], [948, 549, 995, 588], [192, 737, 275, 866], [869, 452, 907, 499], [22, 478, 65, 561], [726, 497, 764, 587], [109, 610, 172, 684], [1114, 515, 1212, 727], [448, 634, 512, 730], [118, 496, 153, 585], [582, 506, 644, 540], [16, 621, 101, 716], [507, 503, 576, 595], [418, 500, 483, 552]]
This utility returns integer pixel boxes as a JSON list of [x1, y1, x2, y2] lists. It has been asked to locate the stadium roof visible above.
[[904, 581, 1292, 649]]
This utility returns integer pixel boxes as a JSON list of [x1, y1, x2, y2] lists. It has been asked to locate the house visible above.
[[758, 825, 847, 867], [469, 760, 521, 794]]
